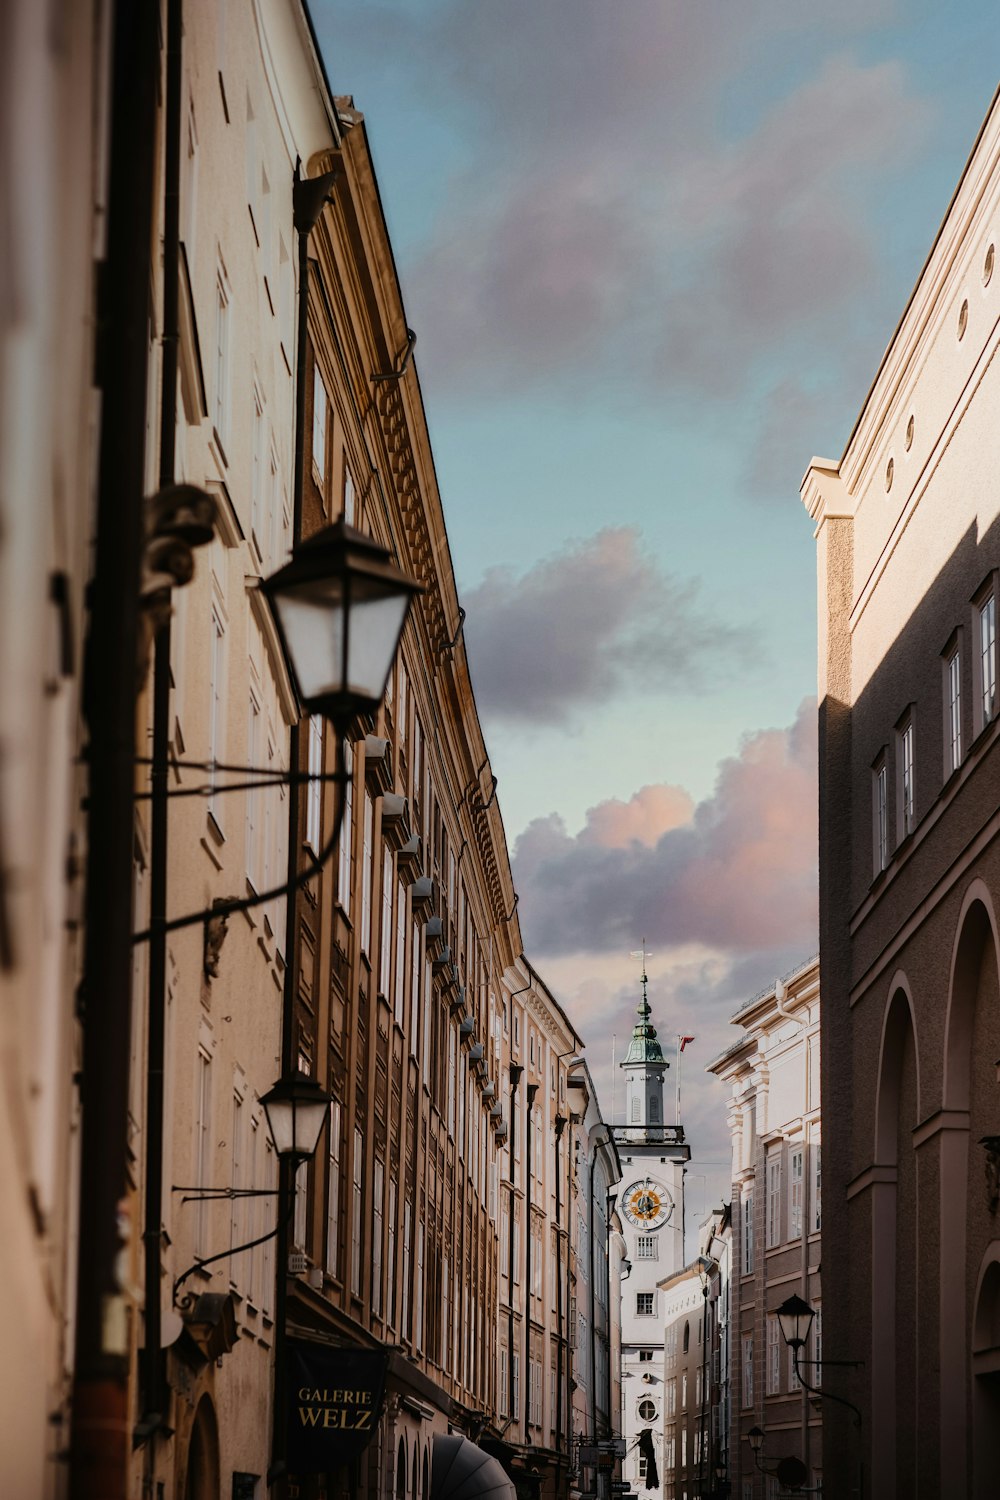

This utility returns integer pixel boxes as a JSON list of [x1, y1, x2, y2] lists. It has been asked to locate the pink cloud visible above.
[[512, 700, 817, 954], [579, 785, 695, 850]]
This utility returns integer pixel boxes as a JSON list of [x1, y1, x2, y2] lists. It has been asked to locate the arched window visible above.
[[396, 1440, 407, 1500], [682, 1321, 690, 1354]]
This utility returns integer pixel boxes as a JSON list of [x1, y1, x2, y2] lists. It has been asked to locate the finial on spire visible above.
[[624, 943, 664, 1065]]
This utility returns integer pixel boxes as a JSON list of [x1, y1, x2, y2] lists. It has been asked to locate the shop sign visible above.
[[286, 1340, 388, 1473]]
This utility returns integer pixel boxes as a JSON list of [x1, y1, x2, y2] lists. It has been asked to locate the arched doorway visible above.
[[941, 884, 1000, 1499], [972, 1252, 1000, 1498], [871, 978, 919, 1500], [184, 1396, 220, 1500], [397, 1437, 407, 1500]]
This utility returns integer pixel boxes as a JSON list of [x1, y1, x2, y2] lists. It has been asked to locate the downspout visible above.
[[525, 1082, 539, 1436], [554, 1114, 567, 1467], [508, 1063, 523, 1428], [70, 2, 160, 1496], [269, 161, 337, 1488], [139, 0, 183, 1449]]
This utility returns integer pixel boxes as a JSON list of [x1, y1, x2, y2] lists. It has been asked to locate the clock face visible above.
[[622, 1177, 673, 1229]]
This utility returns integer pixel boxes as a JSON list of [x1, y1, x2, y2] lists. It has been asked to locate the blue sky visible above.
[[314, 0, 1000, 1216]]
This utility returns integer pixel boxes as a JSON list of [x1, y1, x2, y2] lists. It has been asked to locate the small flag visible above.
[[679, 1035, 696, 1052]]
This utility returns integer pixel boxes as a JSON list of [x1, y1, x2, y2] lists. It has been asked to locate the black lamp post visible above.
[[775, 1294, 864, 1499]]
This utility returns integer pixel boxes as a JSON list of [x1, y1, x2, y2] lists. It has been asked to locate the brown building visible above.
[[707, 959, 821, 1499], [659, 1210, 730, 1500], [801, 83, 1000, 1500]]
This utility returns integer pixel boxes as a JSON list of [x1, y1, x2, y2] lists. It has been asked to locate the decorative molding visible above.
[[912, 1108, 971, 1149], [846, 1163, 898, 1200]]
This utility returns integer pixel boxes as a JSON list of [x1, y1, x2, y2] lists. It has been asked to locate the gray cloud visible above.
[[512, 699, 817, 953], [462, 526, 755, 725]]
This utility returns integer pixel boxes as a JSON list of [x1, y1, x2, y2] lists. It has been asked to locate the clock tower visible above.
[[613, 965, 690, 1500]]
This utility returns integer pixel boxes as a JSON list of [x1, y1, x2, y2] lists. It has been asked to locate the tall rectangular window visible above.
[[636, 1292, 655, 1316], [293, 1159, 308, 1254], [351, 1128, 363, 1298], [635, 1236, 659, 1260], [337, 741, 353, 914], [766, 1153, 782, 1247], [251, 384, 265, 557], [229, 1091, 244, 1285], [873, 757, 888, 875], [899, 718, 915, 837], [326, 1101, 341, 1277], [208, 606, 226, 827], [344, 467, 355, 525], [196, 1051, 212, 1256], [312, 365, 328, 484], [306, 715, 323, 852], [742, 1334, 754, 1408], [742, 1189, 754, 1275], [499, 1348, 509, 1418], [372, 1156, 384, 1318], [947, 647, 962, 772], [812, 1142, 822, 1232], [387, 1179, 398, 1328], [790, 1146, 804, 1239], [394, 881, 406, 1026], [214, 262, 231, 448], [379, 855, 394, 996], [766, 1315, 780, 1394], [360, 791, 374, 955], [402, 1202, 411, 1337], [981, 593, 996, 725], [245, 690, 261, 885]]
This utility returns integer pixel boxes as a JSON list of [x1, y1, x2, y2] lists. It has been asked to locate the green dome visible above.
[[622, 976, 664, 1064]]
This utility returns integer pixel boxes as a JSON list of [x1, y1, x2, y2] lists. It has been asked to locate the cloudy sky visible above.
[[314, 0, 1000, 1223]]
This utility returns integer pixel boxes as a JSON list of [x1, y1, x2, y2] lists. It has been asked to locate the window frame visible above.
[[973, 575, 998, 737], [943, 632, 963, 777], [872, 751, 889, 878]]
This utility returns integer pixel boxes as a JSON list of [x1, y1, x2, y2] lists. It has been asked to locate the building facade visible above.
[[659, 1208, 730, 1500], [613, 978, 690, 1500], [802, 82, 1000, 1500], [0, 0, 112, 1491], [0, 1, 626, 1496], [707, 958, 822, 1500]]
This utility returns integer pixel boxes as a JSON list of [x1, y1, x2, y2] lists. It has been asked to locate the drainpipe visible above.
[[508, 1063, 523, 1427], [69, 2, 160, 1495], [139, 0, 183, 1452], [524, 1082, 539, 1436]]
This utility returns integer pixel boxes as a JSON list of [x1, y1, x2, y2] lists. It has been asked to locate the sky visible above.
[[314, 0, 1000, 1227]]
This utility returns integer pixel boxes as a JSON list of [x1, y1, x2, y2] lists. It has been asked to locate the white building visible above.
[[613, 976, 690, 1500]]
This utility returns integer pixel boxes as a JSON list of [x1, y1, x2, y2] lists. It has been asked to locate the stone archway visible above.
[[940, 883, 1000, 1500], [870, 977, 919, 1500], [183, 1395, 220, 1500], [972, 1248, 1000, 1497]]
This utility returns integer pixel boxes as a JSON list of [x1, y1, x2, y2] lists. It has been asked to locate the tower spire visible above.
[[625, 942, 664, 1065]]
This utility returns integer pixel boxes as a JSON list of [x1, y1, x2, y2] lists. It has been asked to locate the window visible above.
[[814, 1304, 822, 1367], [251, 384, 265, 556], [499, 1348, 509, 1418], [372, 1156, 384, 1317], [873, 755, 888, 875], [666, 1378, 676, 1416], [245, 689, 262, 884], [680, 1372, 687, 1409], [326, 1101, 341, 1276], [638, 1399, 657, 1421], [980, 591, 997, 728], [898, 716, 915, 837], [214, 261, 231, 448], [312, 365, 328, 485], [789, 1343, 801, 1393], [360, 791, 374, 955], [639, 1349, 654, 1362], [637, 1292, 655, 1316], [812, 1142, 822, 1232], [380, 855, 394, 996], [387, 1180, 398, 1327], [636, 1235, 659, 1260], [344, 466, 356, 525], [337, 741, 354, 914], [195, 1050, 212, 1256], [742, 1189, 754, 1275], [766, 1314, 780, 1394], [742, 1334, 754, 1408], [351, 1128, 363, 1297], [208, 605, 227, 828], [766, 1153, 782, 1247], [790, 1146, 804, 1239], [946, 644, 962, 773], [306, 715, 323, 852]]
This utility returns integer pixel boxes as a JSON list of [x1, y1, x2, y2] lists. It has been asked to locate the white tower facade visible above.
[[614, 971, 690, 1500]]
